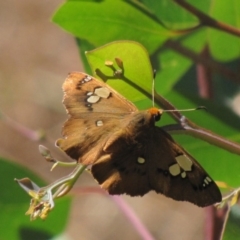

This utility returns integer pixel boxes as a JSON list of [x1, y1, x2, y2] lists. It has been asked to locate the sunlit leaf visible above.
[[53, 0, 176, 54], [86, 41, 153, 102]]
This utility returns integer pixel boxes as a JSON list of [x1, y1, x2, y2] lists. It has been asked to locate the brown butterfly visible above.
[[56, 72, 222, 207]]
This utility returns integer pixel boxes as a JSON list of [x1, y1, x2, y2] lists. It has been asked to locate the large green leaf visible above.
[[52, 0, 176, 54], [0, 158, 71, 240]]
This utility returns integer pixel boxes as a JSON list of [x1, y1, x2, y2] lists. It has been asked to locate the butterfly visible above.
[[56, 72, 222, 207]]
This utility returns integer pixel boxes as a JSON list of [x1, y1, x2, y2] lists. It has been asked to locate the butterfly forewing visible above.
[[62, 72, 137, 115], [58, 72, 222, 207], [57, 72, 137, 162]]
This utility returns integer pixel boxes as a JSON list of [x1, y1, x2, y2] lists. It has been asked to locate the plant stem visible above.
[[173, 0, 240, 37], [196, 45, 213, 99], [0, 111, 43, 141]]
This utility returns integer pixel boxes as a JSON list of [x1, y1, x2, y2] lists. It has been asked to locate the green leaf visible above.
[[52, 0, 174, 54], [187, 0, 211, 14], [86, 40, 153, 102], [0, 158, 71, 240]]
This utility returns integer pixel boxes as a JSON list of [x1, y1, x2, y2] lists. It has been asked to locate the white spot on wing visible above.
[[203, 176, 212, 187], [204, 179, 209, 185], [85, 75, 92, 81], [94, 87, 111, 98], [206, 176, 212, 182], [87, 95, 100, 103], [181, 172, 187, 178], [169, 164, 181, 176], [87, 92, 93, 96], [137, 157, 145, 164], [96, 120, 103, 127], [176, 155, 192, 171], [80, 75, 92, 84]]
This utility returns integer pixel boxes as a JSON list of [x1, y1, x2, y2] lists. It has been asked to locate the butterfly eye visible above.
[[154, 112, 161, 122], [148, 108, 162, 122]]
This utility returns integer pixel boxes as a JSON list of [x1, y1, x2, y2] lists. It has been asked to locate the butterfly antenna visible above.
[[163, 106, 207, 112], [152, 69, 156, 107]]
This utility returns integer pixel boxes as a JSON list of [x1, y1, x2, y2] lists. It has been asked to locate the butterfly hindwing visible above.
[[149, 128, 221, 207], [91, 125, 221, 207]]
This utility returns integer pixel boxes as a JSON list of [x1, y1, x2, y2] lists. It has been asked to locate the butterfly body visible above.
[[57, 72, 222, 207]]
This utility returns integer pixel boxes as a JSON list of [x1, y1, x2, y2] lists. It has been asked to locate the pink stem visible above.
[[72, 187, 155, 240], [111, 196, 155, 240], [196, 46, 213, 99], [1, 112, 42, 141]]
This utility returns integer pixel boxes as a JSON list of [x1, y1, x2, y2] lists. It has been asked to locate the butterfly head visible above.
[[147, 107, 163, 122], [127, 107, 163, 133]]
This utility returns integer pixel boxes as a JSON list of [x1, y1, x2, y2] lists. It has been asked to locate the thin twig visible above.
[[173, 0, 240, 37], [0, 111, 44, 141], [162, 121, 240, 156], [153, 93, 240, 156]]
